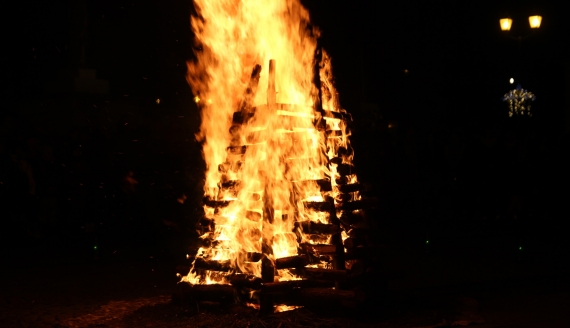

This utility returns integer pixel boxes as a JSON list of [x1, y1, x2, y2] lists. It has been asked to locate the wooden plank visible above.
[[295, 221, 339, 234], [202, 197, 232, 208], [275, 255, 309, 269], [303, 268, 348, 282], [193, 258, 231, 272], [261, 280, 335, 294], [303, 201, 332, 212]]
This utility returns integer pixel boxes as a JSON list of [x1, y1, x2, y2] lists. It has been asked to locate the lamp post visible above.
[[499, 14, 542, 117], [499, 14, 542, 54]]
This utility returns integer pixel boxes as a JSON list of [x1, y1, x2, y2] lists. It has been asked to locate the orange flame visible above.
[[183, 0, 359, 285]]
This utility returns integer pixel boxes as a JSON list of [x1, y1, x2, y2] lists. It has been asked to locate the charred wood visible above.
[[202, 197, 232, 208], [337, 146, 353, 157], [329, 157, 342, 165], [193, 258, 231, 272], [326, 130, 345, 138], [314, 118, 326, 131], [229, 274, 263, 289], [313, 48, 324, 115], [322, 110, 351, 121], [303, 201, 332, 212], [238, 64, 262, 114], [275, 255, 309, 269], [218, 162, 230, 173], [337, 193, 353, 202], [331, 233, 346, 270], [335, 176, 349, 185], [326, 196, 341, 225], [268, 60, 276, 106], [261, 280, 335, 294], [289, 268, 347, 282], [227, 145, 247, 155], [337, 163, 355, 176], [347, 260, 367, 277], [316, 179, 333, 192], [295, 221, 339, 234], [343, 237, 360, 250], [338, 183, 363, 193], [232, 111, 255, 125], [221, 180, 240, 190], [246, 252, 264, 263], [301, 243, 337, 255]]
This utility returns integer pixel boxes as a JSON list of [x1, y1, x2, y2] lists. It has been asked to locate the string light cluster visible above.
[[503, 85, 536, 117]]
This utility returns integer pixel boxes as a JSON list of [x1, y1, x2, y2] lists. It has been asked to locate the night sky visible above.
[[4, 0, 568, 125]]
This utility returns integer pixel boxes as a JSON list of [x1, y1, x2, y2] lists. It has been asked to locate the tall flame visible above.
[[184, 0, 359, 285]]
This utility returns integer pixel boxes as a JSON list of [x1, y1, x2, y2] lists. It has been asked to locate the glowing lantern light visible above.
[[528, 15, 542, 29], [500, 18, 512, 31]]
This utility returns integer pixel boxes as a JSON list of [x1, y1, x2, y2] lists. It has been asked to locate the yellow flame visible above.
[[184, 0, 360, 285]]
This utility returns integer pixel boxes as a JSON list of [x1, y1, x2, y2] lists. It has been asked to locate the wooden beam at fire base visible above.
[[261, 280, 335, 294], [274, 255, 309, 269], [228, 274, 263, 290], [193, 258, 231, 272], [271, 287, 356, 310], [302, 268, 348, 282], [301, 243, 337, 255]]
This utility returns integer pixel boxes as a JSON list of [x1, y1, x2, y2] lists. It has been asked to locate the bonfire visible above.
[[180, 0, 373, 313]]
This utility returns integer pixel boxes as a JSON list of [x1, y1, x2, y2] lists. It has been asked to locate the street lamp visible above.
[[528, 16, 542, 29], [498, 14, 542, 117], [499, 15, 542, 33], [500, 18, 513, 31]]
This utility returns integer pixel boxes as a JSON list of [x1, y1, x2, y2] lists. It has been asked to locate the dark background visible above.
[[1, 0, 569, 274]]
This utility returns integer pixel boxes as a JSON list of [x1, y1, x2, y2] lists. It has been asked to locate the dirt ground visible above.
[[2, 236, 570, 328]]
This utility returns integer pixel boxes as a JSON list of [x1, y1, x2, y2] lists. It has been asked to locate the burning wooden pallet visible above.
[[179, 58, 376, 313]]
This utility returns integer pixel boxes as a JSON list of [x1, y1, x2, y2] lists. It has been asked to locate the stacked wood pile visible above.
[[178, 57, 377, 314]]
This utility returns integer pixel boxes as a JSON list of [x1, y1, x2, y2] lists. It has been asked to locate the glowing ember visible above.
[[182, 0, 361, 289], [274, 305, 303, 313]]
